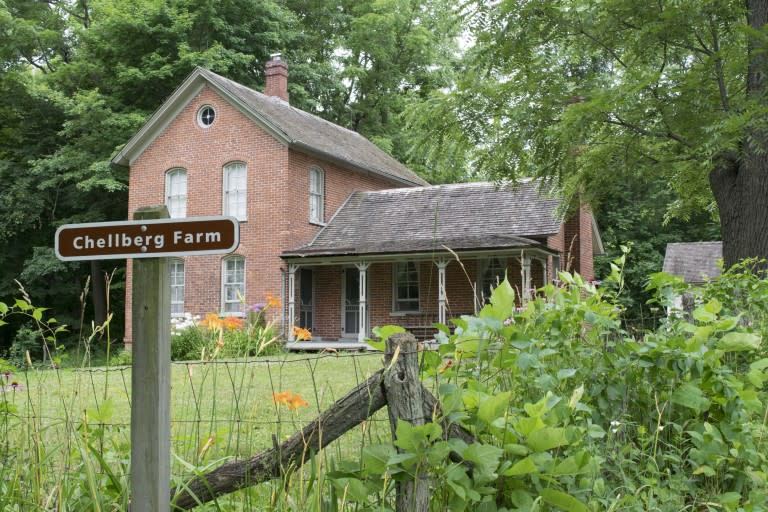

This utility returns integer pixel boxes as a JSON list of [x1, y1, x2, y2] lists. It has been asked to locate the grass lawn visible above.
[[1, 351, 391, 510]]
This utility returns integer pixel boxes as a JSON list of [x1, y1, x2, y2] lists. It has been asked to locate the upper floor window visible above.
[[170, 259, 185, 317], [197, 105, 216, 127], [222, 256, 245, 315], [479, 257, 506, 304], [223, 162, 247, 221], [309, 165, 325, 224], [393, 261, 419, 312], [165, 168, 187, 218]]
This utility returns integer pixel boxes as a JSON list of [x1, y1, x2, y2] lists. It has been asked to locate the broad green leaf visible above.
[[367, 325, 406, 351], [671, 383, 710, 413], [692, 306, 716, 323], [504, 456, 537, 476], [540, 488, 588, 512], [462, 443, 503, 482], [0, 302, 7, 314], [332, 477, 369, 502], [14, 299, 32, 311], [362, 444, 396, 475], [718, 332, 761, 352], [557, 368, 577, 380], [551, 454, 591, 475], [526, 427, 568, 452], [489, 278, 515, 317], [692, 465, 717, 477], [478, 391, 511, 424]]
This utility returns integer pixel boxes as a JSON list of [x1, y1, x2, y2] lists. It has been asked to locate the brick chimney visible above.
[[265, 53, 289, 103]]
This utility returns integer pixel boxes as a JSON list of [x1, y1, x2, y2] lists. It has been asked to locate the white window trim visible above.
[[223, 161, 247, 221], [221, 256, 246, 316], [197, 104, 216, 128], [170, 258, 185, 318], [309, 165, 325, 225], [392, 261, 420, 313], [165, 168, 187, 218]]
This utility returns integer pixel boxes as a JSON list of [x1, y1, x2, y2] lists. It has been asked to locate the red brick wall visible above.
[[125, 86, 410, 346]]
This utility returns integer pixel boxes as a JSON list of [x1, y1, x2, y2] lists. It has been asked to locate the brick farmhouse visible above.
[[112, 56, 603, 348]]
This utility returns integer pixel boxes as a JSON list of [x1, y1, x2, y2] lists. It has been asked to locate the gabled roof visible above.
[[663, 241, 723, 284], [111, 67, 428, 187], [282, 181, 563, 258]]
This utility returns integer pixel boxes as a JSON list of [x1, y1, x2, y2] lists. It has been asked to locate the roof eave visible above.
[[291, 140, 427, 187], [110, 67, 293, 168]]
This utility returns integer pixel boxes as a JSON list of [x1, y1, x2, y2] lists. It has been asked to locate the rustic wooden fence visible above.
[[170, 332, 474, 511]]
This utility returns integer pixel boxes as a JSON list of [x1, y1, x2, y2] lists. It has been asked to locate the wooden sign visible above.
[[55, 216, 239, 261]]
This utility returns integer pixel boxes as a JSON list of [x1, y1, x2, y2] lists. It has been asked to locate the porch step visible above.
[[284, 339, 441, 352], [284, 340, 377, 352]]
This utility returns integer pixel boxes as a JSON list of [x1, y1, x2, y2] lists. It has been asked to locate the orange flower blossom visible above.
[[292, 326, 312, 341], [273, 391, 309, 410]]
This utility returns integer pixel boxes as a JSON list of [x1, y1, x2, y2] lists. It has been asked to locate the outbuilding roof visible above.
[[662, 241, 723, 284], [112, 67, 428, 187], [282, 181, 563, 258]]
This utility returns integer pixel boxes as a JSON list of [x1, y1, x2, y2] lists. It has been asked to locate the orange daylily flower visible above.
[[292, 326, 312, 341], [221, 316, 245, 330], [199, 313, 222, 330], [266, 293, 281, 308], [273, 390, 309, 410], [199, 313, 244, 331]]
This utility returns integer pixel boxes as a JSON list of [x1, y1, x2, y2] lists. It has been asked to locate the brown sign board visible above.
[[55, 216, 240, 261]]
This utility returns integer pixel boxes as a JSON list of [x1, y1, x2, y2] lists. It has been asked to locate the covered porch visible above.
[[281, 247, 557, 349]]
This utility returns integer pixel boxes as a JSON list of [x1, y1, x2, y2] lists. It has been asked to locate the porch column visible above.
[[541, 258, 548, 286], [436, 259, 448, 325], [287, 264, 298, 341], [522, 255, 532, 302], [356, 261, 370, 343]]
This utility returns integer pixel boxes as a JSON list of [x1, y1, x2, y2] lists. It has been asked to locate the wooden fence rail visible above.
[[170, 333, 473, 511]]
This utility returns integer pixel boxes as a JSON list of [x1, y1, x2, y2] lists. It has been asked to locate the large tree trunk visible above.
[[710, 0, 768, 269]]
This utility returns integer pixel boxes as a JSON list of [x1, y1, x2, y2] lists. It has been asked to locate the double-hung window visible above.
[[309, 166, 324, 224], [393, 261, 419, 312], [222, 256, 245, 315], [170, 259, 185, 317], [223, 162, 247, 221], [165, 168, 187, 218]]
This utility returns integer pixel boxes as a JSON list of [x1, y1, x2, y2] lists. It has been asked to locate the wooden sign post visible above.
[[55, 208, 240, 511], [130, 206, 172, 511]]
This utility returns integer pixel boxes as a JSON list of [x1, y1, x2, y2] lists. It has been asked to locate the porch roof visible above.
[[282, 180, 562, 259]]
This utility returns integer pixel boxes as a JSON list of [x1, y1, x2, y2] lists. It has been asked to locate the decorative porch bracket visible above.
[[287, 264, 299, 341], [435, 259, 448, 325], [355, 261, 370, 343]]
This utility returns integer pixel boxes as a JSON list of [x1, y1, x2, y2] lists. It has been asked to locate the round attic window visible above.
[[197, 105, 216, 127]]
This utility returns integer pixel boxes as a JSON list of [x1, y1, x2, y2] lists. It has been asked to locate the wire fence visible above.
[[0, 350, 395, 509]]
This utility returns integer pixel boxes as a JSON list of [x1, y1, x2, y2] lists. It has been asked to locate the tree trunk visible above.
[[90, 260, 107, 331], [711, 0, 768, 269]]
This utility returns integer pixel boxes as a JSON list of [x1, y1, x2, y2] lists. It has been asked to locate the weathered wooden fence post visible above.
[[130, 206, 171, 511], [384, 332, 430, 512]]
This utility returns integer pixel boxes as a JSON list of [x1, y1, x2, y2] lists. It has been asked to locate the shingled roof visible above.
[[663, 242, 723, 284], [282, 181, 563, 258], [112, 67, 427, 187]]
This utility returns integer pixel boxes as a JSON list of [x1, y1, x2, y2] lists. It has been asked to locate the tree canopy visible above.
[[408, 0, 768, 266]]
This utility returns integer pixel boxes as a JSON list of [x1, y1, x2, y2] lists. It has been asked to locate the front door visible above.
[[299, 268, 313, 330], [341, 267, 364, 338]]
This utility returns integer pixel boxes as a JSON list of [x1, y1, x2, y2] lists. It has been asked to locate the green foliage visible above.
[[330, 267, 768, 510], [409, 0, 749, 214]]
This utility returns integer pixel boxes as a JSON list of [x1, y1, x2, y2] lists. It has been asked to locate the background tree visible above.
[[408, 0, 766, 266], [0, 0, 459, 355]]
